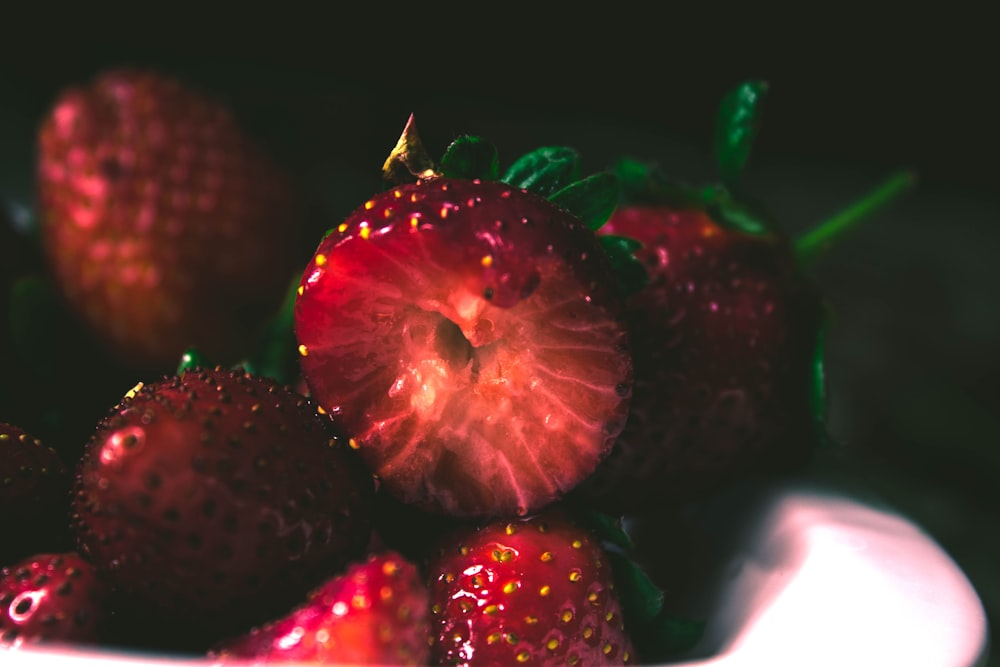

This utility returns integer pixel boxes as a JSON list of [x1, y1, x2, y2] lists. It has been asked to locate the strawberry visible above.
[[294, 121, 632, 519], [0, 552, 108, 648], [0, 422, 73, 567], [211, 550, 431, 665], [36, 68, 307, 373], [578, 83, 913, 510], [427, 507, 636, 665], [70, 366, 375, 641]]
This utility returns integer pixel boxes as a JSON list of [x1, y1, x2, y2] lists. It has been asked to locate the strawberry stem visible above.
[[794, 170, 917, 265]]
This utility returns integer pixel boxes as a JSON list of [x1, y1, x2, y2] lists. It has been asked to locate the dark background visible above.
[[1, 10, 997, 663]]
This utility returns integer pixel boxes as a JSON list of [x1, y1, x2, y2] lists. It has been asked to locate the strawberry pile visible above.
[[0, 72, 911, 664]]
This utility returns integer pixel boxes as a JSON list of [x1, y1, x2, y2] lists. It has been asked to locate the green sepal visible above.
[[240, 273, 301, 386], [548, 171, 619, 231], [177, 347, 206, 375], [599, 235, 649, 296], [440, 135, 500, 182], [810, 300, 834, 446], [614, 158, 704, 209], [8, 276, 60, 379], [714, 80, 768, 189], [700, 185, 773, 236], [584, 511, 634, 551], [501, 146, 581, 197], [606, 550, 705, 660]]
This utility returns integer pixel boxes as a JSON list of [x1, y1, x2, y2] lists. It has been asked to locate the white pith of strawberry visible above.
[[36, 68, 307, 373], [294, 124, 632, 519], [70, 366, 375, 644], [211, 550, 430, 665]]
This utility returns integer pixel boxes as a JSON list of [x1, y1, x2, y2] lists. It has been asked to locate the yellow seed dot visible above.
[[444, 573, 456, 584], [337, 222, 349, 233], [582, 627, 594, 639], [352, 593, 370, 609], [348, 438, 360, 450], [410, 193, 419, 202], [539, 585, 551, 597], [547, 637, 560, 651], [561, 609, 574, 623], [484, 604, 499, 615], [459, 545, 470, 556], [602, 642, 613, 655], [524, 615, 539, 625], [393, 189, 402, 198], [571, 539, 583, 549], [568, 569, 582, 582], [568, 655, 580, 666], [481, 254, 494, 267], [505, 632, 519, 645], [440, 206, 449, 218], [487, 632, 502, 645], [316, 406, 327, 415], [410, 215, 420, 227], [588, 592, 599, 604], [382, 560, 400, 576], [315, 254, 327, 266], [296, 285, 304, 296], [360, 226, 371, 240], [298, 344, 309, 357], [503, 581, 519, 594], [431, 603, 442, 614], [516, 650, 530, 662], [504, 522, 516, 535], [539, 551, 553, 563], [605, 611, 615, 622], [124, 381, 144, 399], [364, 200, 375, 210], [383, 208, 393, 219]]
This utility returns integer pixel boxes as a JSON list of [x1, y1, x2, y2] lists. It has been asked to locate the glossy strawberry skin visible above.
[[0, 423, 73, 567], [212, 550, 430, 665], [295, 177, 632, 519], [0, 552, 108, 648], [36, 69, 306, 372], [428, 508, 636, 666], [71, 367, 374, 637], [581, 205, 822, 509]]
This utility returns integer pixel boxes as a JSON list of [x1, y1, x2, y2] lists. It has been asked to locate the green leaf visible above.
[[614, 158, 704, 209], [585, 511, 634, 550], [701, 185, 772, 235], [607, 550, 664, 627], [599, 234, 649, 295], [177, 347, 206, 375], [714, 80, 768, 188], [501, 147, 581, 197], [440, 136, 500, 181], [549, 172, 619, 231], [242, 273, 301, 386], [810, 301, 835, 447], [635, 613, 706, 659]]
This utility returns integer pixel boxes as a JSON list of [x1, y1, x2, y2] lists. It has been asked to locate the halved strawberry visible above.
[[427, 507, 636, 665], [211, 550, 430, 665], [36, 68, 307, 373], [0, 552, 108, 648], [294, 123, 631, 519], [71, 366, 375, 642]]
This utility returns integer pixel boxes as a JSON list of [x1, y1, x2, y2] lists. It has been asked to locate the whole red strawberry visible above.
[[579, 198, 824, 509], [0, 422, 73, 567], [36, 69, 306, 372], [428, 507, 636, 665], [0, 552, 108, 648], [71, 367, 374, 641], [211, 550, 431, 665], [294, 125, 632, 519]]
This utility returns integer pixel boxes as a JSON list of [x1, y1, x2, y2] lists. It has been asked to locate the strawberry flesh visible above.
[[295, 178, 631, 518]]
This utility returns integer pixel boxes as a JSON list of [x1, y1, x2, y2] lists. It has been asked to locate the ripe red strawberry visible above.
[[579, 199, 824, 509], [36, 69, 306, 372], [294, 127, 632, 519], [0, 552, 108, 648], [211, 550, 431, 665], [71, 366, 375, 640], [428, 507, 636, 665], [0, 423, 73, 567]]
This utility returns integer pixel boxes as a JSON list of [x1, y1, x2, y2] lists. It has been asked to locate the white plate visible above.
[[3, 459, 990, 667]]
